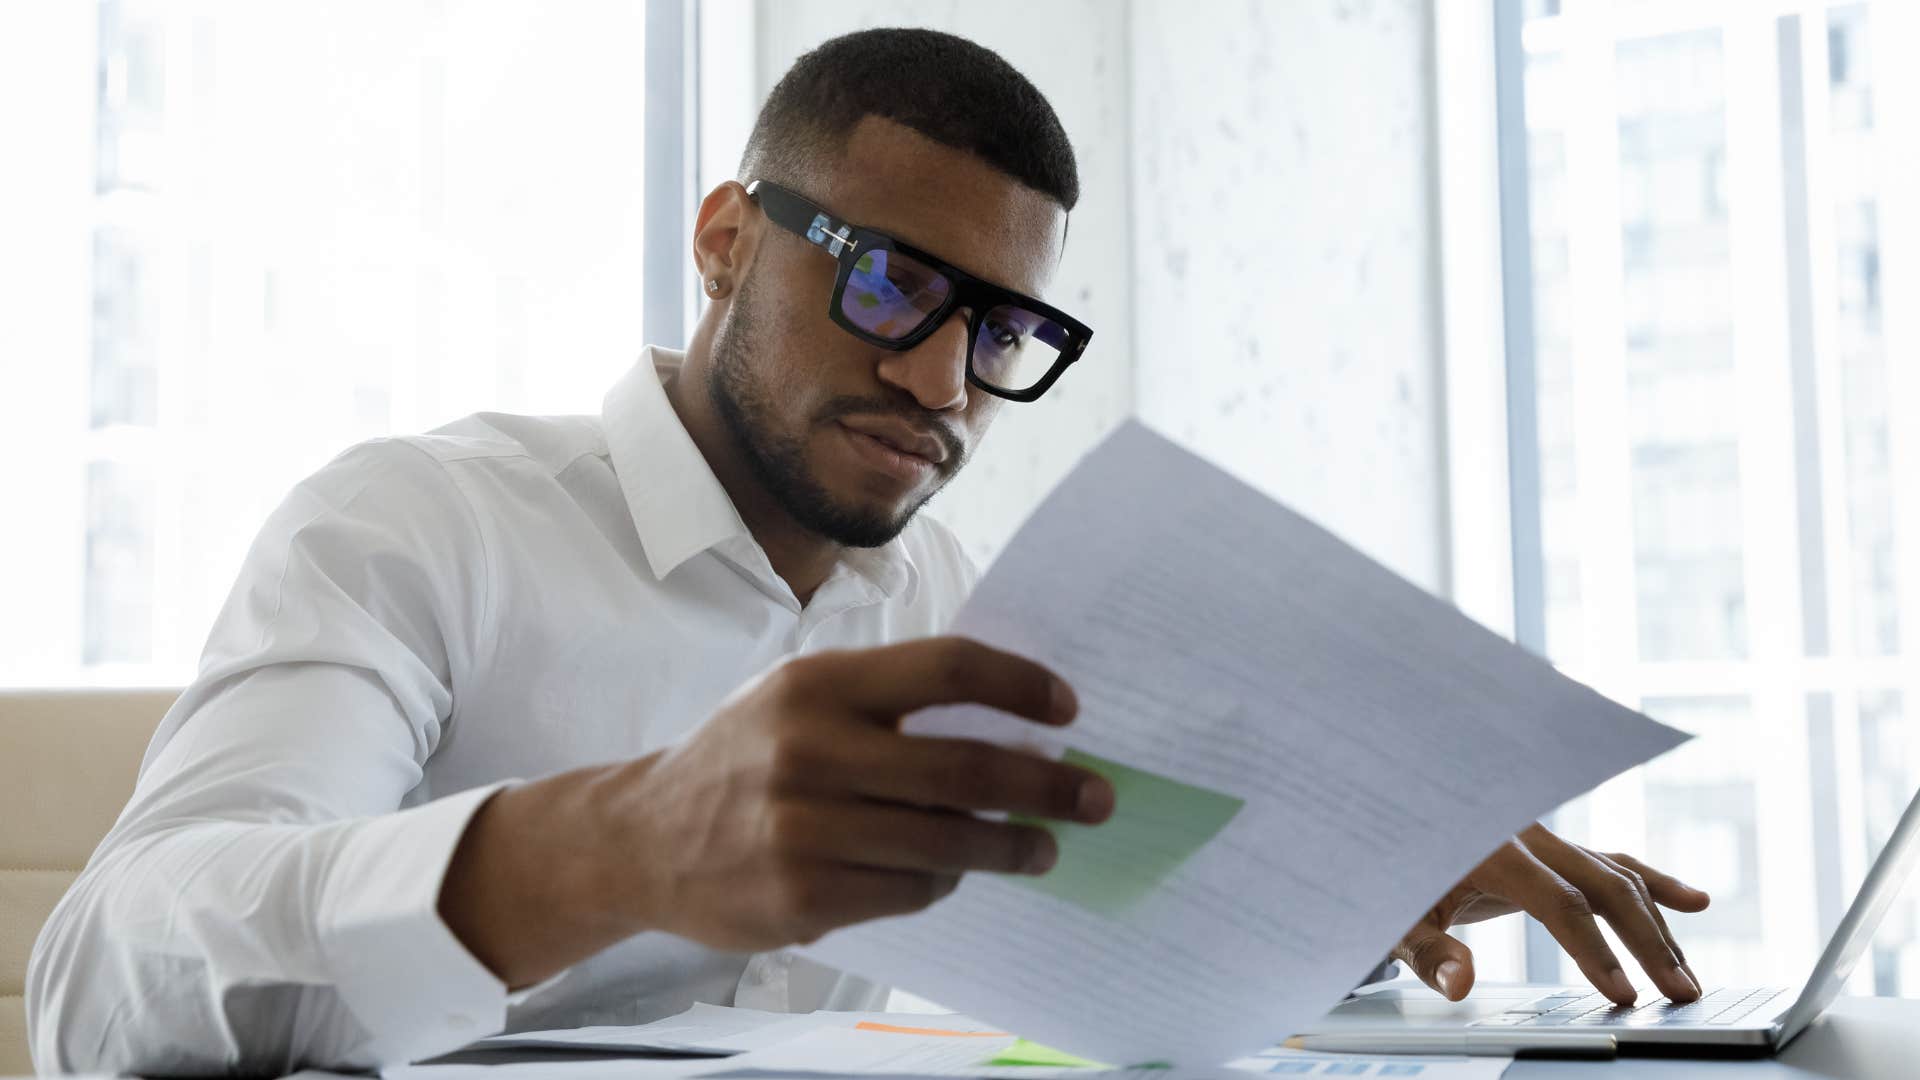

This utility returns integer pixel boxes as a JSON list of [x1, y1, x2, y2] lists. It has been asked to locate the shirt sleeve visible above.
[[26, 438, 556, 1075]]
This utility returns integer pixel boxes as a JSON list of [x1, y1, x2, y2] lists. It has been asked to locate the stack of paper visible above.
[[463, 1003, 1002, 1056], [395, 1006, 1512, 1080]]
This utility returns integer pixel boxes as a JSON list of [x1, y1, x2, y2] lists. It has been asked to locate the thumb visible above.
[[1393, 922, 1476, 1001]]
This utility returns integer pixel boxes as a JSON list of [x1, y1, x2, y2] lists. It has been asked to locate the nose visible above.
[[875, 310, 970, 413]]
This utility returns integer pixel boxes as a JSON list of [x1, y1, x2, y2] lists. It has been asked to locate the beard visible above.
[[705, 275, 961, 548]]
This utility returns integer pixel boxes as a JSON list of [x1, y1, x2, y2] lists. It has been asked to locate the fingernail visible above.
[[1607, 968, 1637, 1004], [1050, 676, 1078, 724], [1669, 965, 1698, 999], [1077, 776, 1114, 823], [1436, 959, 1465, 999], [1027, 837, 1058, 875]]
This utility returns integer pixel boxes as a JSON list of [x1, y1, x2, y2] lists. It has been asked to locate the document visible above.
[[699, 1026, 1135, 1079], [797, 420, 1685, 1067], [700, 1026, 1510, 1079], [1226, 1048, 1513, 1078], [465, 1003, 803, 1055], [464, 1003, 1003, 1056]]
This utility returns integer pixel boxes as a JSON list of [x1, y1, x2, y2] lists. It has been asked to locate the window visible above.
[[3, 1, 675, 686], [1496, 0, 1920, 992]]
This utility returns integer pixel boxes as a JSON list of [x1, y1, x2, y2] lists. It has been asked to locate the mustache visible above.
[[816, 394, 968, 467]]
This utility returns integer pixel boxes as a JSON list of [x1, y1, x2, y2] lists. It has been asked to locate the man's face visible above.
[[708, 116, 1067, 548]]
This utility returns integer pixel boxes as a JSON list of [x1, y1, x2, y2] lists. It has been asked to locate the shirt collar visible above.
[[602, 346, 920, 602]]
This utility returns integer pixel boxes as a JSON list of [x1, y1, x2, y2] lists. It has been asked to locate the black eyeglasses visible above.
[[745, 179, 1092, 403]]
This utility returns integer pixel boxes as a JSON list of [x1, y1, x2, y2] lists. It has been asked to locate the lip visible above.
[[835, 416, 949, 465], [836, 421, 941, 484]]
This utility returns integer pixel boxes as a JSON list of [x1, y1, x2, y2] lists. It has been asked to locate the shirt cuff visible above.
[[318, 780, 554, 1064]]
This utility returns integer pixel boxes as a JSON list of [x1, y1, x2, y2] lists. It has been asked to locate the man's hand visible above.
[[1392, 824, 1711, 1006], [604, 636, 1114, 950], [441, 636, 1114, 987]]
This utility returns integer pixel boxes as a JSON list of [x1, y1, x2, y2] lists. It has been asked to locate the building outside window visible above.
[[1501, 0, 1920, 993], [3, 1, 655, 685]]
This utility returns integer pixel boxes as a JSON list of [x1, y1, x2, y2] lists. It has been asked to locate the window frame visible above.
[[1442, 0, 1920, 987], [3, 1, 698, 690]]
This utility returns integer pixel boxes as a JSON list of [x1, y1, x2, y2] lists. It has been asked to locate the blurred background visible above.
[[1, 0, 1916, 1000]]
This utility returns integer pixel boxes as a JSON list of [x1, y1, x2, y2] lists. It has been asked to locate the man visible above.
[[28, 28, 1709, 1076]]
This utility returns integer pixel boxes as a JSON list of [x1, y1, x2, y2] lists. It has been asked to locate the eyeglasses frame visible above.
[[744, 179, 1092, 403]]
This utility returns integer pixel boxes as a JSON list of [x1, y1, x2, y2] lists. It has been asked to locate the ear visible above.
[[691, 181, 762, 293]]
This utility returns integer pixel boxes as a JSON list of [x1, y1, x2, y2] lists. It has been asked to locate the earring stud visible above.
[[706, 279, 722, 294]]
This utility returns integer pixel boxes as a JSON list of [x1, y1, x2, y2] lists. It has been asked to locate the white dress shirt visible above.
[[27, 347, 979, 1075]]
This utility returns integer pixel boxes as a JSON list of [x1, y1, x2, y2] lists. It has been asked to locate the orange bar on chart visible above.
[[854, 1021, 1011, 1038]]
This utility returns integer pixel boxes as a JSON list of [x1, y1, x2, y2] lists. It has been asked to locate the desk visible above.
[[1505, 996, 1918, 1078], [10, 998, 1912, 1080], [415, 998, 1920, 1078]]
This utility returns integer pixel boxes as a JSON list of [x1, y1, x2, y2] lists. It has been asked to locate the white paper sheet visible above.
[[696, 1026, 1510, 1080], [465, 1003, 1003, 1056], [384, 1058, 721, 1080], [695, 1027, 1131, 1080], [1225, 1048, 1512, 1078], [797, 420, 1685, 1067]]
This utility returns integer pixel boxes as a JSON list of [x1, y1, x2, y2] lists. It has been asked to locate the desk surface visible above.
[[12, 997, 1912, 1080], [1504, 995, 1918, 1078], [415, 997, 1920, 1079]]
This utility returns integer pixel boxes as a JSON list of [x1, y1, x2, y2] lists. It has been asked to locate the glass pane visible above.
[[82, 460, 154, 666], [1525, 52, 1584, 669], [1857, 690, 1918, 994], [1637, 696, 1765, 984], [1615, 31, 1747, 662], [1511, 7, 1919, 993], [2, 2, 652, 684], [89, 226, 158, 429], [1827, 4, 1899, 656]]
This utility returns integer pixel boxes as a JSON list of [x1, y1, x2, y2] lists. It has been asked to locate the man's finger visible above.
[[1608, 851, 1712, 912], [782, 864, 959, 942], [1522, 832, 1695, 1003], [1564, 851, 1697, 1003], [1607, 850, 1709, 995], [1479, 843, 1638, 1006], [795, 637, 1076, 727], [777, 800, 1060, 877], [1392, 920, 1475, 1001], [1593, 851, 1701, 998], [833, 728, 1114, 824]]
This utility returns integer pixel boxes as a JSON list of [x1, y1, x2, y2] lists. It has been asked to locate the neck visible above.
[[666, 324, 842, 606]]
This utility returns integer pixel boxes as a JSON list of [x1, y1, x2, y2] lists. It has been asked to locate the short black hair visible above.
[[739, 28, 1079, 212]]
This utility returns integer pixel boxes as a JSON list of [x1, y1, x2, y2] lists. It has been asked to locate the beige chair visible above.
[[0, 689, 174, 1076]]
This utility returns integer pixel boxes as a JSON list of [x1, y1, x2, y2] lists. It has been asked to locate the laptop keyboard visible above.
[[1471, 986, 1789, 1028]]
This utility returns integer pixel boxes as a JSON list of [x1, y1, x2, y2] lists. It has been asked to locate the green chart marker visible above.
[[1010, 748, 1244, 917], [984, 1037, 1110, 1068]]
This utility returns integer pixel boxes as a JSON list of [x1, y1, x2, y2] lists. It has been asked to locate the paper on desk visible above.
[[385, 1058, 722, 1080], [466, 1003, 801, 1055], [466, 1003, 1005, 1056], [698, 1026, 1510, 1079], [797, 420, 1685, 1067], [1227, 1048, 1513, 1078], [696, 1026, 1125, 1079]]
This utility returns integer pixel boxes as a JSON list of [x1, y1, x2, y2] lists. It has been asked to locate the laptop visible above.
[[1301, 783, 1920, 1056]]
